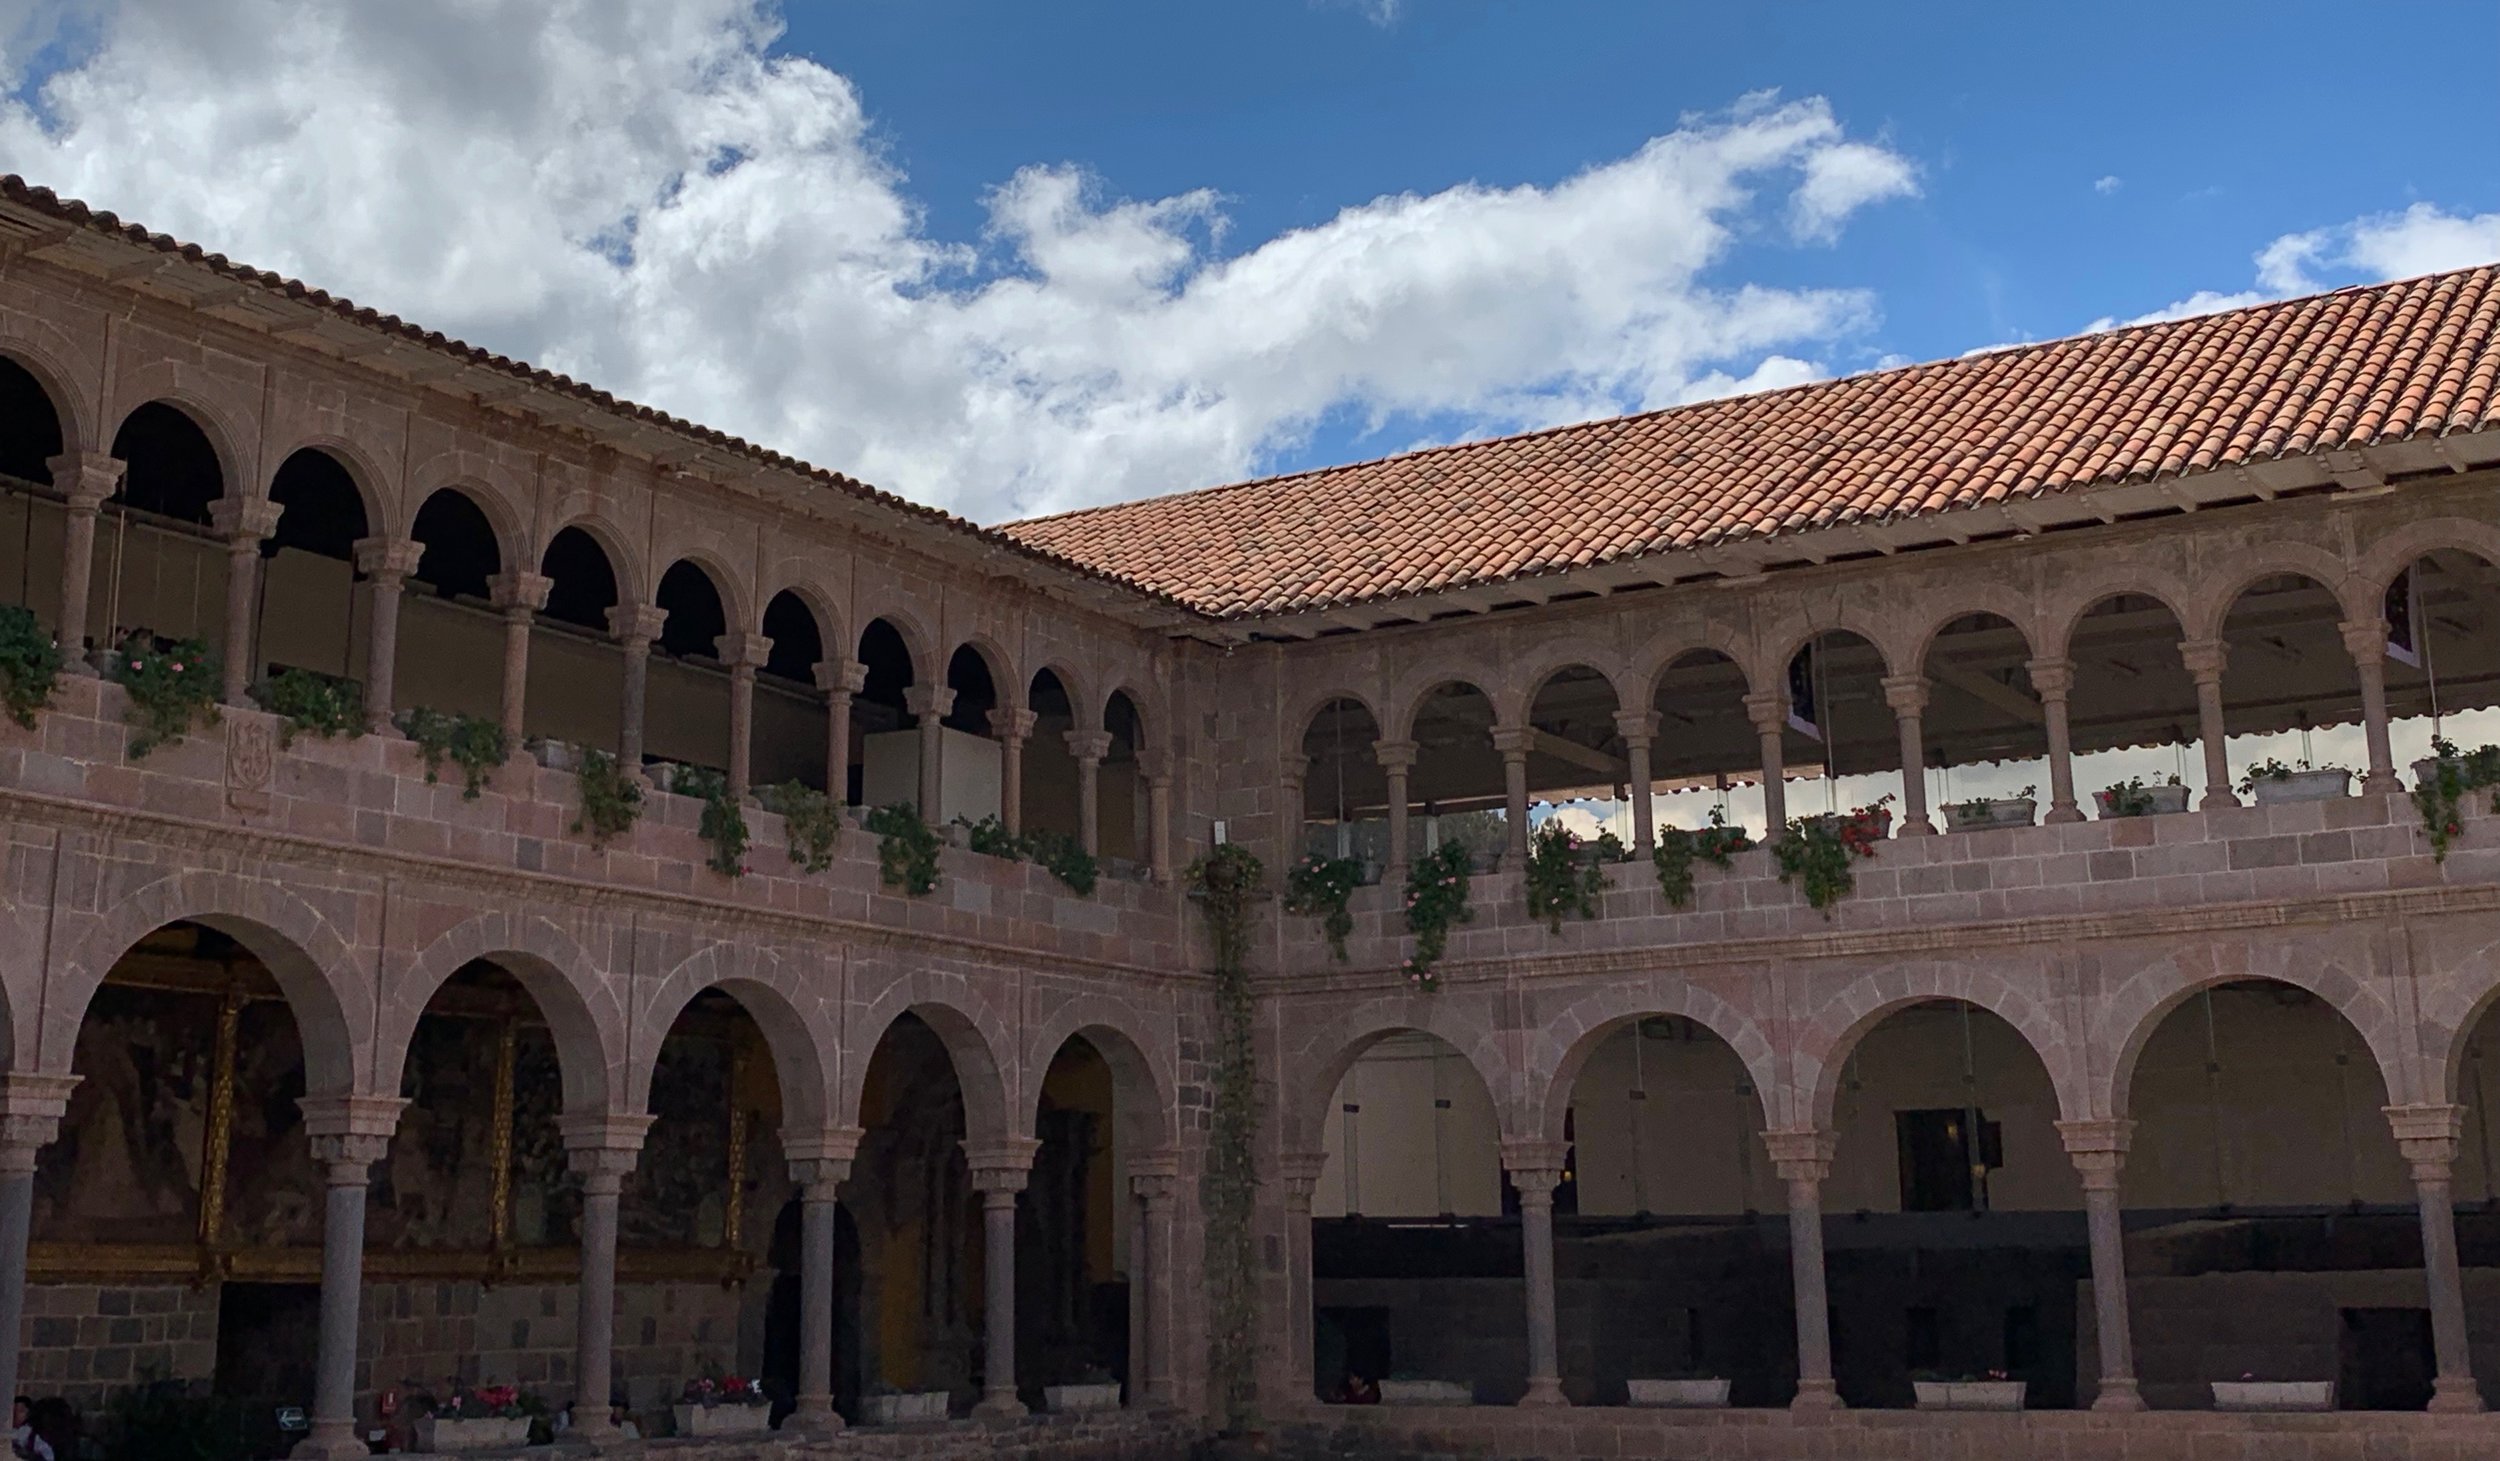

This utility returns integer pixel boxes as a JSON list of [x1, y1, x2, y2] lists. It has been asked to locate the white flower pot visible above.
[[673, 1402, 771, 1436], [2095, 784, 2192, 817], [2246, 768, 2351, 804], [1377, 1378, 1472, 1405], [1913, 1379, 2025, 1411], [1942, 798, 2036, 831], [2211, 1379, 2334, 1411], [859, 1391, 950, 1425], [413, 1414, 531, 1452], [1043, 1382, 1122, 1413], [1626, 1377, 1730, 1408], [527, 738, 579, 772]]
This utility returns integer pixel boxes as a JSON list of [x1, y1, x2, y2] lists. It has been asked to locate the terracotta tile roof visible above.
[[1001, 266, 2500, 620]]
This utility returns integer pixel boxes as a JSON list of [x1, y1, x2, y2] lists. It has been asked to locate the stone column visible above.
[[2028, 657, 2084, 823], [1130, 1151, 1181, 1407], [607, 605, 666, 780], [0, 1075, 75, 1422], [2178, 637, 2238, 808], [906, 684, 956, 820], [966, 1137, 1039, 1418], [298, 1094, 404, 1460], [1142, 754, 1176, 882], [1375, 738, 1417, 882], [2340, 620, 2402, 795], [2056, 1119, 2145, 1411], [815, 658, 866, 805], [781, 1126, 862, 1435], [1764, 1128, 1841, 1409], [1279, 756, 1309, 868], [353, 537, 423, 734], [487, 571, 551, 743], [209, 497, 282, 706], [1491, 725, 1534, 864], [1744, 691, 1790, 838], [1882, 674, 1935, 834], [715, 631, 771, 801], [47, 451, 121, 671], [2388, 1104, 2485, 1411], [1502, 1140, 1570, 1407], [990, 707, 1037, 835], [1067, 729, 1111, 856], [1279, 1152, 1329, 1400], [560, 1113, 651, 1441], [1614, 710, 1660, 855]]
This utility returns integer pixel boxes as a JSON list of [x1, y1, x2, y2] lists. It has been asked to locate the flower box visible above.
[[1377, 1378, 1472, 1405], [859, 1391, 950, 1425], [527, 738, 579, 772], [2211, 1379, 2334, 1411], [413, 1414, 532, 1452], [2095, 784, 2191, 817], [1942, 797, 2036, 831], [1043, 1382, 1122, 1413], [1913, 1379, 2025, 1411], [673, 1402, 771, 1437], [2246, 768, 2351, 804], [1625, 1377, 1730, 1408]]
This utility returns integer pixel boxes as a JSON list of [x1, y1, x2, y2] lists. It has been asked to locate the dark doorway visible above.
[[1895, 1108, 2002, 1212], [762, 1199, 865, 1422], [1315, 1305, 1392, 1398], [213, 1281, 320, 1457], [2340, 1306, 2434, 1410]]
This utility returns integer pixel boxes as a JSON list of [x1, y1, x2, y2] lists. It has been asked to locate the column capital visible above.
[[962, 1135, 1041, 1193], [1879, 673, 1930, 714], [47, 449, 123, 507], [813, 657, 868, 696], [1489, 724, 1536, 760], [1373, 738, 1418, 773], [988, 706, 1038, 743], [2056, 1118, 2135, 1189], [0, 1072, 78, 1173], [487, 569, 552, 614], [714, 630, 772, 670], [208, 495, 283, 544], [2024, 656, 2075, 698], [351, 535, 424, 582], [1279, 1150, 1330, 1206], [2177, 636, 2229, 682], [1611, 709, 1661, 747], [2387, 1103, 2467, 1176], [560, 1111, 654, 1193], [1278, 754, 1309, 791], [1499, 1137, 1571, 1178], [298, 1092, 409, 1142], [782, 1124, 864, 1191], [308, 1131, 392, 1183], [1131, 1172, 1180, 1206], [1127, 1147, 1181, 1182], [2338, 618, 2391, 668], [1762, 1126, 1836, 1184], [1064, 728, 1112, 763], [607, 603, 667, 646], [903, 683, 956, 721], [1742, 689, 1788, 733]]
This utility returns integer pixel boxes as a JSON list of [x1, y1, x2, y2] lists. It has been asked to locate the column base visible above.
[[2200, 790, 2240, 810], [568, 1416, 621, 1444], [1790, 1379, 1843, 1411], [972, 1389, 1027, 1420], [2044, 804, 2085, 824], [2090, 1378, 2148, 1412], [1517, 1377, 1568, 1407], [781, 1403, 847, 1435], [1897, 818, 1935, 836], [2430, 1375, 2486, 1413], [289, 1424, 372, 1460]]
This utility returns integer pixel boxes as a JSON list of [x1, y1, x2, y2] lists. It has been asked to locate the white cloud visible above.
[[2088, 201, 2500, 335], [0, 2, 1916, 523], [2093, 175, 2122, 196]]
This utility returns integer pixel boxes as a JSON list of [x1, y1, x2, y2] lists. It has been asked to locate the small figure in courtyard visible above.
[[9, 1396, 50, 1461], [1331, 1371, 1379, 1405]]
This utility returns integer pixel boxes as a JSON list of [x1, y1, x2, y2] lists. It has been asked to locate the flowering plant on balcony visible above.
[[2414, 737, 2500, 862], [419, 1382, 539, 1419], [681, 1371, 768, 1408], [251, 665, 364, 747], [1773, 795, 1891, 913], [1652, 807, 1752, 908], [1402, 840, 1474, 990], [572, 746, 644, 848], [759, 780, 841, 873], [108, 630, 219, 757], [1285, 851, 1364, 960], [396, 705, 509, 799], [866, 802, 943, 895], [0, 604, 62, 730], [1523, 819, 1620, 933]]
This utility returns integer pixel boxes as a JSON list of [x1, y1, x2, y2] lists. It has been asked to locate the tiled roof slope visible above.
[[1002, 267, 2500, 619]]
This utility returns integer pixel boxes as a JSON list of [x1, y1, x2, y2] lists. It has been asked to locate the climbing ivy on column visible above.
[[1187, 840, 1264, 1433]]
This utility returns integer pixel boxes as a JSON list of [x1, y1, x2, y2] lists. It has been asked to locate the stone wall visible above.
[[15, 1282, 215, 1410]]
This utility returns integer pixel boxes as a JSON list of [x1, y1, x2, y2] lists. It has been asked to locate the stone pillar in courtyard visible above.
[[2387, 1103, 2486, 1412], [1744, 691, 1790, 837], [1501, 1139, 1570, 1407], [2055, 1118, 2146, 1411], [1764, 1127, 1841, 1409], [2027, 656, 2084, 823], [906, 684, 955, 820], [560, 1112, 652, 1440], [716, 631, 771, 802], [991, 707, 1036, 836], [1279, 1151, 1329, 1405], [209, 496, 282, 706], [0, 1074, 77, 1420], [47, 451, 120, 671], [2178, 637, 2238, 807], [354, 536, 423, 734], [966, 1137, 1040, 1418], [1375, 739, 1416, 883], [487, 570, 550, 743], [1067, 729, 1111, 856], [1143, 753, 1176, 881], [609, 605, 667, 781], [1882, 673, 1935, 834], [297, 1094, 404, 1460], [1129, 1150, 1181, 1407], [781, 1125, 862, 1435], [1491, 725, 1533, 863], [816, 658, 865, 806], [1614, 709, 1659, 855], [2339, 618, 2402, 794]]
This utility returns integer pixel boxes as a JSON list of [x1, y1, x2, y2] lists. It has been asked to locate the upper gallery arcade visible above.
[[0, 166, 2495, 1456]]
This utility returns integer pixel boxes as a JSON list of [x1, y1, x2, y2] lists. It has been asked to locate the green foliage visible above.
[[2414, 737, 2500, 862], [397, 706, 509, 799], [1185, 840, 1265, 1434], [866, 802, 943, 896], [1652, 807, 1753, 908], [572, 746, 644, 848], [668, 765, 749, 877], [1284, 851, 1363, 960], [2098, 776, 2162, 817], [1401, 839, 1474, 990], [959, 813, 1025, 859], [103, 1380, 261, 1461], [1025, 827, 1099, 896], [1522, 818, 1624, 933], [107, 630, 220, 757], [0, 603, 62, 729], [2236, 756, 2319, 795], [1773, 798, 1890, 913], [251, 665, 364, 746], [759, 781, 841, 873]]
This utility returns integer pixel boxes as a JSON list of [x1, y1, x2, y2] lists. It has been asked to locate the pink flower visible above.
[[169, 662, 184, 673], [128, 659, 143, 671]]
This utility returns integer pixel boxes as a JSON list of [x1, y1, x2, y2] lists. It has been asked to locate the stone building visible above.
[[0, 171, 2492, 1458]]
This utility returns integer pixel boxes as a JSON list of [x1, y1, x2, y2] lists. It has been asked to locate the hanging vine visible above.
[[1401, 839, 1474, 990], [572, 747, 645, 848], [1187, 840, 1264, 1434], [1522, 819, 1624, 932], [1773, 797, 1891, 913], [865, 802, 944, 896], [1652, 807, 1753, 908], [1283, 851, 1362, 960], [0, 605, 63, 730], [2414, 737, 2500, 862]]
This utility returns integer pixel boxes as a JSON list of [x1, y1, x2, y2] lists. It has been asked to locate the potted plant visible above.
[[526, 736, 580, 772], [858, 1382, 951, 1425], [1043, 1366, 1123, 1413], [2239, 757, 2351, 804], [1941, 786, 2037, 831], [673, 1371, 771, 1437], [1377, 1375, 1473, 1405], [2095, 775, 2189, 818], [410, 1383, 538, 1452], [2211, 1373, 2335, 1411], [1912, 1370, 2025, 1411], [2411, 737, 2500, 860], [1625, 1372, 1731, 1408]]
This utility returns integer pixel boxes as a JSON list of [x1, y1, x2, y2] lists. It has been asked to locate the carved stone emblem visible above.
[[226, 714, 275, 807]]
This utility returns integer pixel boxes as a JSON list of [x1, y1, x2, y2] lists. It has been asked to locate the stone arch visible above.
[[381, 910, 624, 1116], [1634, 631, 1753, 707], [403, 477, 524, 572], [1524, 981, 1781, 1142], [261, 434, 391, 529], [535, 505, 649, 608], [855, 604, 938, 684], [840, 966, 1018, 1145], [1905, 591, 2044, 675], [2038, 575, 2200, 664], [0, 333, 96, 452], [627, 941, 839, 1130], [1388, 667, 1497, 744], [2093, 941, 2411, 1118], [655, 548, 753, 637], [757, 574, 846, 655], [2187, 544, 2361, 641], [1281, 996, 1516, 1154], [48, 870, 368, 1096], [1101, 679, 1158, 744], [1795, 962, 2085, 1130], [950, 634, 1024, 713], [1500, 653, 1630, 729], [2420, 929, 2500, 1107], [1023, 993, 1177, 1154], [1283, 682, 1385, 751], [1028, 660, 1096, 729], [1761, 620, 1900, 696], [107, 381, 249, 495], [2357, 518, 2500, 608]]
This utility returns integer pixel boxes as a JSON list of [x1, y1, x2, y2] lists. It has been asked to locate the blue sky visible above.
[[1, 0, 2494, 516]]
